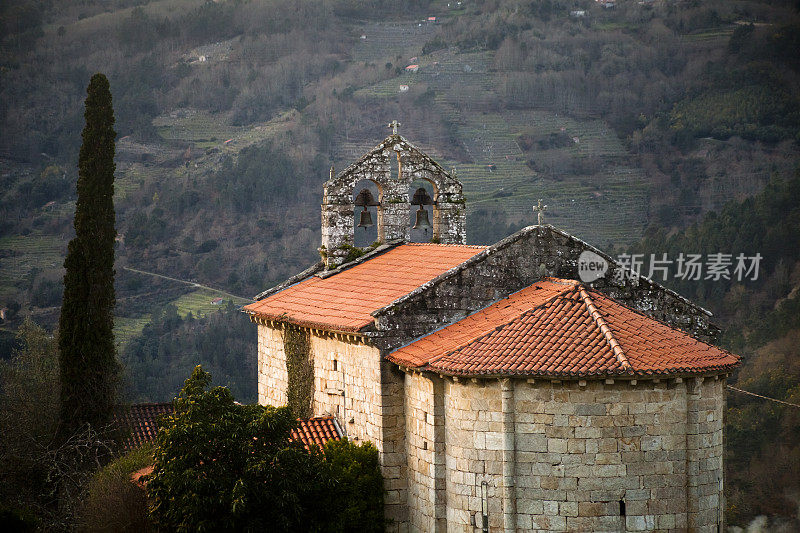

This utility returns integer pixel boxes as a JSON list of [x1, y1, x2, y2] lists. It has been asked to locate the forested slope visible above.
[[629, 173, 800, 526]]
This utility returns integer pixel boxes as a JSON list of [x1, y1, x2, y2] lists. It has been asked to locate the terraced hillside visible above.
[[0, 235, 66, 301], [338, 17, 653, 247], [350, 21, 438, 63]]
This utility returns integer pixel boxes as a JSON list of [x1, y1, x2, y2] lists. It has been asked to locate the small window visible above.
[[333, 359, 338, 371], [619, 500, 626, 516]]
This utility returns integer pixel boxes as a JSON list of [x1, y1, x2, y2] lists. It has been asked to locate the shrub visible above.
[[79, 445, 154, 533]]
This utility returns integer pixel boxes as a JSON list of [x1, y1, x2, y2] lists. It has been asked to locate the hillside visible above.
[[628, 172, 800, 527], [0, 0, 799, 526]]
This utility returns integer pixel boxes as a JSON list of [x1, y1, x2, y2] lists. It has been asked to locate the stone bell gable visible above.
[[321, 133, 466, 268]]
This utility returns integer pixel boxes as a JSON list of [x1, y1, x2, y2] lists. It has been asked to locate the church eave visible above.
[[246, 312, 373, 343], [394, 364, 737, 382]]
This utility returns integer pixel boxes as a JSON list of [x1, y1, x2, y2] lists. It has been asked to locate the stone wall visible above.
[[372, 225, 717, 353], [256, 322, 409, 526], [308, 334, 383, 445], [400, 372, 726, 532], [256, 324, 288, 407], [687, 377, 725, 530], [405, 372, 448, 531]]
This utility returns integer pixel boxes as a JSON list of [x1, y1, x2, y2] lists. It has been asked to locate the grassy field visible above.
[[0, 229, 250, 350], [683, 27, 735, 42], [152, 108, 294, 154], [153, 109, 243, 148], [113, 288, 249, 350], [171, 288, 250, 319], [114, 316, 152, 349]]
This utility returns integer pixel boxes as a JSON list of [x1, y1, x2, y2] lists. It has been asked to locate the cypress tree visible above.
[[58, 73, 119, 433]]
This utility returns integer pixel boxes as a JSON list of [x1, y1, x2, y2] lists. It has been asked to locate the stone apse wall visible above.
[[403, 373, 726, 533], [258, 320, 727, 532]]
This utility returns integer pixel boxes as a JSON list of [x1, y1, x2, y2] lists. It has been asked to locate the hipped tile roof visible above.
[[388, 278, 740, 377], [116, 403, 342, 451], [243, 243, 486, 331]]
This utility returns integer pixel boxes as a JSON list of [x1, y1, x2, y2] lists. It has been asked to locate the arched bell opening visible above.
[[408, 179, 437, 243], [353, 179, 381, 248]]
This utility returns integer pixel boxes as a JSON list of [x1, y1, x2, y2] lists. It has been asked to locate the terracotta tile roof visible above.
[[116, 402, 175, 451], [115, 403, 341, 451], [291, 416, 343, 450], [244, 243, 486, 331], [388, 278, 740, 377]]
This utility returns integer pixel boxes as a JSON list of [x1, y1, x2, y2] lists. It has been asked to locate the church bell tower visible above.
[[320, 125, 466, 268]]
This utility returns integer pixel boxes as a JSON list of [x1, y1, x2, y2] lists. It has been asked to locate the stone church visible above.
[[243, 132, 740, 532]]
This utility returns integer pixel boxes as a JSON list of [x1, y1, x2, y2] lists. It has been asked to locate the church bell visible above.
[[410, 186, 434, 232], [354, 188, 380, 230], [412, 205, 431, 231], [357, 207, 374, 229]]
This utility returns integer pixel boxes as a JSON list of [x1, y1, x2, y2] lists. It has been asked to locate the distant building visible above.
[[405, 64, 419, 72]]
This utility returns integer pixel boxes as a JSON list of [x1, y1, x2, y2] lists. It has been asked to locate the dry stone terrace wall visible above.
[[320, 134, 466, 268], [371, 225, 717, 353], [402, 372, 726, 532]]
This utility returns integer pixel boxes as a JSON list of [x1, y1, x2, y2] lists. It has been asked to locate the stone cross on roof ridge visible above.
[[533, 199, 547, 225], [388, 120, 401, 134]]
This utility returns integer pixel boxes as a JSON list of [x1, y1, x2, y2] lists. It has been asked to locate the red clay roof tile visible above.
[[116, 402, 175, 452], [115, 403, 342, 451], [290, 416, 343, 450], [244, 243, 486, 331], [387, 278, 740, 377]]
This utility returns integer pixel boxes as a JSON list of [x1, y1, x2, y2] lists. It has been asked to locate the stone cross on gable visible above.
[[388, 120, 401, 134], [533, 199, 547, 225]]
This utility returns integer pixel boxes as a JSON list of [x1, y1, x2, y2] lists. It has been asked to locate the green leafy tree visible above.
[[147, 366, 332, 532], [58, 73, 120, 435], [323, 438, 385, 532], [0, 319, 59, 524]]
